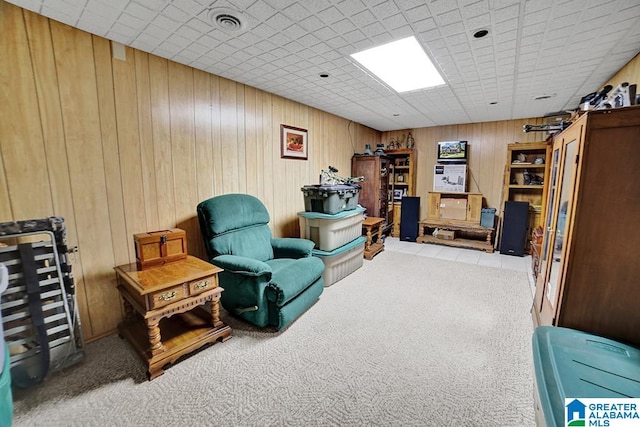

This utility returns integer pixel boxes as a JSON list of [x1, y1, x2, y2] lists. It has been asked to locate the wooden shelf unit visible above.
[[352, 154, 392, 231], [386, 148, 417, 237], [502, 142, 551, 255]]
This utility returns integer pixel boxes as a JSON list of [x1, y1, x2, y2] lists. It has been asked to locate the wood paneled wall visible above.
[[3, 1, 634, 342], [604, 52, 640, 89], [381, 120, 546, 215], [0, 2, 379, 341]]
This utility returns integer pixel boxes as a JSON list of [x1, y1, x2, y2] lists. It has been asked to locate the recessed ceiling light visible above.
[[350, 36, 445, 93], [473, 29, 489, 38], [208, 8, 247, 32]]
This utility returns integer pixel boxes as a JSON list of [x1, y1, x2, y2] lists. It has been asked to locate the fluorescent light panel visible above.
[[351, 36, 445, 93]]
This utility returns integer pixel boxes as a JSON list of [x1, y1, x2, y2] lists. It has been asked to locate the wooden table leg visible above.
[[365, 226, 372, 251], [376, 223, 383, 245], [146, 316, 165, 356], [211, 295, 223, 328]]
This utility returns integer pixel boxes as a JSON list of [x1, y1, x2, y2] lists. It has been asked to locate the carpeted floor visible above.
[[13, 250, 536, 426]]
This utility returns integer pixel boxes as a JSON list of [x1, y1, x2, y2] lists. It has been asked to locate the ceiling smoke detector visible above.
[[208, 8, 246, 32]]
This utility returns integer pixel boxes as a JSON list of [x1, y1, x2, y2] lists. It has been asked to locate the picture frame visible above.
[[281, 124, 308, 160], [393, 189, 403, 201]]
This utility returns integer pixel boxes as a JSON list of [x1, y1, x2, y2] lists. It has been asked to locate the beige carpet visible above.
[[13, 250, 535, 426]]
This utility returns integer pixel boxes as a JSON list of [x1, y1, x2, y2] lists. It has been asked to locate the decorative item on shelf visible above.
[[375, 143, 386, 155], [402, 188, 408, 197], [407, 132, 415, 148], [319, 166, 363, 186], [363, 144, 372, 155], [397, 134, 406, 149], [534, 157, 545, 164], [397, 174, 404, 183], [387, 138, 396, 150]]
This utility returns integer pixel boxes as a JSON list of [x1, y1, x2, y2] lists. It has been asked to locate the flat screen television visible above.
[[437, 141, 468, 163]]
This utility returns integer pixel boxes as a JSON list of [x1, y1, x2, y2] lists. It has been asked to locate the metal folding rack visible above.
[[0, 217, 84, 387]]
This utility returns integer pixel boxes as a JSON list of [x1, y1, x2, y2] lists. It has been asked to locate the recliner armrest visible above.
[[212, 254, 272, 277], [271, 237, 314, 259]]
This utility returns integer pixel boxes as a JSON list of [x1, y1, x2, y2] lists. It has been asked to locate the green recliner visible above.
[[197, 194, 325, 330]]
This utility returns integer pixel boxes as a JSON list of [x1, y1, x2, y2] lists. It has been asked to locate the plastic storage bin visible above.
[[312, 236, 366, 287], [298, 206, 365, 251], [480, 208, 496, 228], [532, 326, 640, 427], [301, 184, 360, 215]]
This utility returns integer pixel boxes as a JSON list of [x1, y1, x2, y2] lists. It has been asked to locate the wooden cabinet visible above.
[[426, 192, 482, 224], [352, 154, 392, 230], [386, 148, 417, 237], [533, 107, 640, 347], [502, 142, 551, 252]]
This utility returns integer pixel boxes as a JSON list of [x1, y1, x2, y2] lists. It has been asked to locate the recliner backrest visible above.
[[197, 194, 274, 262]]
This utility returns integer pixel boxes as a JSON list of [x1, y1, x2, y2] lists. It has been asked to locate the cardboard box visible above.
[[437, 229, 455, 240], [134, 228, 187, 270], [439, 198, 467, 220], [434, 165, 467, 192]]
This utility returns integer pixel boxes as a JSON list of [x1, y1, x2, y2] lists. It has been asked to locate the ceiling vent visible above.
[[208, 8, 246, 32]]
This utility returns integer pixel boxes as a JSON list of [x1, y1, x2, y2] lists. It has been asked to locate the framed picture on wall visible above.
[[281, 124, 308, 160]]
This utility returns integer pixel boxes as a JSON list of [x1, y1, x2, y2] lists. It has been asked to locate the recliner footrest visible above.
[[266, 257, 324, 306]]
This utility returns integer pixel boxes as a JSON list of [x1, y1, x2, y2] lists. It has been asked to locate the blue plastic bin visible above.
[[532, 326, 640, 427]]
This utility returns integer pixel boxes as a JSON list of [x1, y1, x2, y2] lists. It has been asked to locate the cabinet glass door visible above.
[[545, 138, 578, 310], [538, 146, 560, 280]]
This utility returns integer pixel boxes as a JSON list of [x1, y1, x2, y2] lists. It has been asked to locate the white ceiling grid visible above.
[[7, 0, 640, 131]]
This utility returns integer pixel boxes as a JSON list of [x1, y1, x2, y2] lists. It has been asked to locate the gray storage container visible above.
[[480, 208, 496, 228], [301, 184, 360, 215]]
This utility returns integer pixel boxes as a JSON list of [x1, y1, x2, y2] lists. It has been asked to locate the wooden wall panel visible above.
[[113, 46, 147, 248], [0, 2, 52, 218], [604, 52, 640, 89], [93, 36, 129, 268], [381, 116, 548, 217], [10, 2, 628, 342], [49, 20, 120, 338], [148, 55, 176, 230], [168, 62, 199, 257], [135, 50, 160, 232]]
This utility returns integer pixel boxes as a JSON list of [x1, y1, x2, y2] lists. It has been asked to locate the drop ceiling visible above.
[[8, 0, 640, 131]]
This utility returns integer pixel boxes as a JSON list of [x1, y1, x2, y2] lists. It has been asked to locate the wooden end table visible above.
[[114, 255, 231, 380], [362, 216, 385, 260]]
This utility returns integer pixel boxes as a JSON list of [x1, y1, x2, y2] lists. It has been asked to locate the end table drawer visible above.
[[189, 275, 217, 296], [149, 284, 186, 310]]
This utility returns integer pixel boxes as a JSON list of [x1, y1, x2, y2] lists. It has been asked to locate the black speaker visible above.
[[500, 201, 529, 256], [400, 197, 420, 241]]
